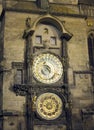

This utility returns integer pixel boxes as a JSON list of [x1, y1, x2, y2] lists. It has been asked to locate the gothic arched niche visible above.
[[23, 14, 72, 41], [32, 21, 62, 55], [30, 14, 72, 58], [31, 14, 72, 45]]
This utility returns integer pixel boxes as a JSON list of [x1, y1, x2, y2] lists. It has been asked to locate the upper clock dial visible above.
[[32, 53, 63, 84]]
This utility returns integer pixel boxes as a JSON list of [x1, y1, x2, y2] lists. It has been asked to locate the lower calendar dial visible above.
[[36, 93, 63, 120]]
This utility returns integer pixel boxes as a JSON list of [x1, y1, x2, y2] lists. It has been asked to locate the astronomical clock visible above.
[[32, 52, 63, 85], [23, 15, 72, 130]]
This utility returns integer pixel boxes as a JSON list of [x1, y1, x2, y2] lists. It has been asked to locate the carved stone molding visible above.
[[13, 84, 29, 96], [12, 62, 24, 69]]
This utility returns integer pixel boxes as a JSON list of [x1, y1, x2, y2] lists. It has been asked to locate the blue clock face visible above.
[[32, 53, 63, 84]]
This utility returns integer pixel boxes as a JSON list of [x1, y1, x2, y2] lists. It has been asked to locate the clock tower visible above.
[[2, 0, 94, 130], [23, 13, 72, 130]]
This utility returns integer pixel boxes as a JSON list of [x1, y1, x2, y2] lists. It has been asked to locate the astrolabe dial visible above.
[[36, 93, 63, 120], [32, 53, 63, 84]]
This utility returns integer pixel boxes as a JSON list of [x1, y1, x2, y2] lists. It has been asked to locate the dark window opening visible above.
[[88, 33, 94, 69], [88, 32, 94, 85]]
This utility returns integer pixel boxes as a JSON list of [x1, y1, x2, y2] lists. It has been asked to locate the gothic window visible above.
[[88, 33, 94, 69]]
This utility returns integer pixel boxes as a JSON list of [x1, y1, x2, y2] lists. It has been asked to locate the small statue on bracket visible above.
[[23, 17, 33, 38], [26, 17, 31, 29]]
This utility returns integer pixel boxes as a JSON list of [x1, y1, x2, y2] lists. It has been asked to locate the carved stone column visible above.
[[61, 34, 72, 130], [23, 17, 34, 130]]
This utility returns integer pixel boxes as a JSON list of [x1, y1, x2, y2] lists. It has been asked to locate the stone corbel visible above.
[[60, 26, 73, 41], [23, 29, 34, 39]]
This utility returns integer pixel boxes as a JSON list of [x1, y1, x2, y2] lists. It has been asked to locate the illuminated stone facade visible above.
[[0, 0, 94, 130]]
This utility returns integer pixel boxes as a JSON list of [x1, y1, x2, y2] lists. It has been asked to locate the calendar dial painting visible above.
[[32, 53, 63, 84], [36, 93, 63, 120]]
